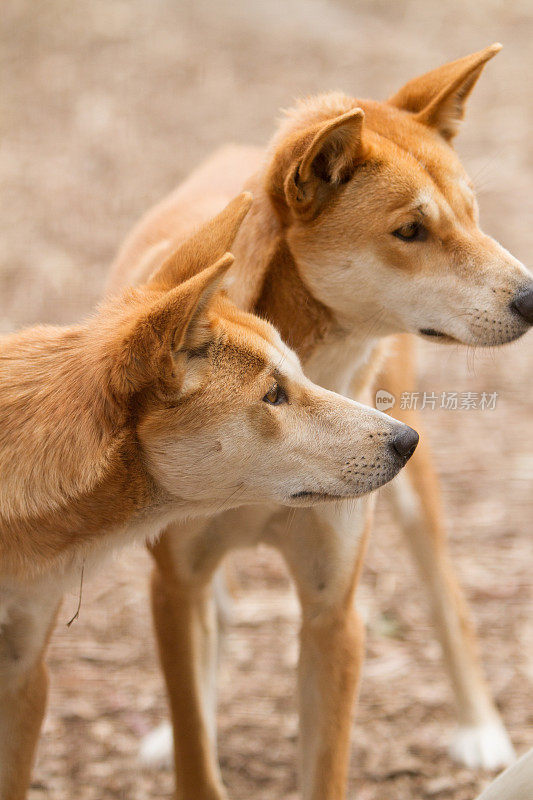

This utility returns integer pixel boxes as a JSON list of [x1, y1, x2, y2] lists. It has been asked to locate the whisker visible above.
[[211, 482, 246, 516], [357, 308, 387, 350], [282, 507, 297, 538], [470, 145, 508, 189]]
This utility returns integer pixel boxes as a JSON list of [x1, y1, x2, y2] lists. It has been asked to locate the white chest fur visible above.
[[303, 329, 380, 398]]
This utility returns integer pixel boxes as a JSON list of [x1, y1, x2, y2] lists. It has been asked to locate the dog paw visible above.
[[139, 722, 173, 768], [449, 722, 516, 770]]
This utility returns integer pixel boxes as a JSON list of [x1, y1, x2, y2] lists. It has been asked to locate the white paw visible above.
[[139, 722, 174, 768], [449, 722, 516, 770]]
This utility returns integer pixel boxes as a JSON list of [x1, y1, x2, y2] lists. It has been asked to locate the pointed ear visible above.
[[388, 43, 502, 141], [148, 192, 252, 290], [111, 253, 234, 395], [270, 108, 365, 219], [298, 109, 365, 185]]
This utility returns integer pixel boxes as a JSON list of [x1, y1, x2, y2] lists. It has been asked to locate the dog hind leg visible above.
[[379, 336, 515, 770]]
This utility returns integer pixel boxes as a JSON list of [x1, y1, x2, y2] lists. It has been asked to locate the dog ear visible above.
[[111, 253, 234, 395], [388, 43, 502, 141], [147, 192, 252, 290], [269, 108, 365, 219]]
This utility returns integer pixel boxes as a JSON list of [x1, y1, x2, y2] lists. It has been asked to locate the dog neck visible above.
[[229, 176, 384, 395]]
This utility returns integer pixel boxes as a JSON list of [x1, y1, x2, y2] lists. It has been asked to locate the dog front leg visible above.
[[149, 519, 228, 800], [0, 592, 60, 800], [298, 598, 365, 800], [145, 506, 275, 798], [271, 501, 373, 800], [0, 658, 49, 800]]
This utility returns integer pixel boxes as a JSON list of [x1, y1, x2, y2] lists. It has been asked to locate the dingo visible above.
[[0, 195, 418, 799], [110, 45, 532, 800]]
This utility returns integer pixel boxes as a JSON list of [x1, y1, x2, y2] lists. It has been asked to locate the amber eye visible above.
[[392, 222, 427, 242], [263, 383, 287, 406]]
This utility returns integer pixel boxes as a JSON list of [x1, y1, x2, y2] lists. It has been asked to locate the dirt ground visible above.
[[1, 1, 532, 798]]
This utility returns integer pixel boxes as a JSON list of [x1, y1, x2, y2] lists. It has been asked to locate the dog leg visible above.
[[148, 519, 227, 800], [0, 591, 60, 800], [140, 562, 233, 773], [270, 500, 373, 800], [387, 459, 515, 769], [378, 336, 515, 770], [147, 507, 272, 799]]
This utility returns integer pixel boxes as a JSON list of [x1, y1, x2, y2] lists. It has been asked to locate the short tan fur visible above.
[[0, 195, 418, 798]]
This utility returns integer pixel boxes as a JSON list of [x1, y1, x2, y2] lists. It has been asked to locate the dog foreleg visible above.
[[148, 519, 228, 800], [271, 501, 373, 800], [0, 592, 60, 800]]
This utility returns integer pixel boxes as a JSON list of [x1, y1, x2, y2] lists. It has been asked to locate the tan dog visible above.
[[110, 46, 533, 799], [0, 196, 419, 800]]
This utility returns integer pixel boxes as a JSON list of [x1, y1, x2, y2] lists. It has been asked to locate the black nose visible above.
[[390, 426, 419, 461], [510, 283, 533, 325]]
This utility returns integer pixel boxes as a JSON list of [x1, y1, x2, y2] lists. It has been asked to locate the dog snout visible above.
[[390, 425, 419, 462], [510, 282, 533, 325]]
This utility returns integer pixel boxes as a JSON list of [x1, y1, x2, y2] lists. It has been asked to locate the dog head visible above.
[[101, 196, 418, 515], [266, 44, 533, 346]]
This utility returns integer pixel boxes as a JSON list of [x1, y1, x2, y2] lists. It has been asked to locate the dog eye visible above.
[[392, 222, 427, 242], [263, 383, 287, 405]]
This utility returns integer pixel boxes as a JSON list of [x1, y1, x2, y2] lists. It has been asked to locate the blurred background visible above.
[[1, 1, 532, 798]]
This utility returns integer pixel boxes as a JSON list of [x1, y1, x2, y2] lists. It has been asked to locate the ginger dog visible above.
[[0, 195, 419, 800], [110, 46, 533, 799]]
